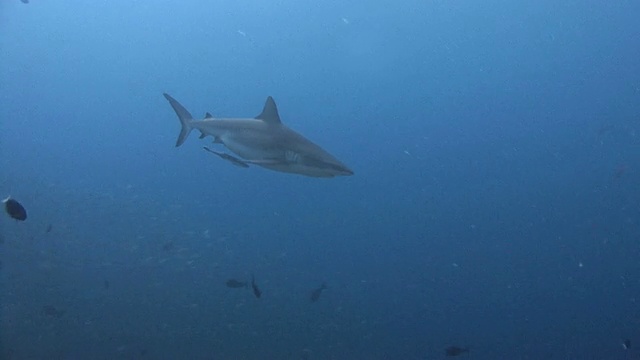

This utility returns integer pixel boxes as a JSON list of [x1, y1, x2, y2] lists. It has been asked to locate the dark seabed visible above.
[[1, 1, 640, 359]]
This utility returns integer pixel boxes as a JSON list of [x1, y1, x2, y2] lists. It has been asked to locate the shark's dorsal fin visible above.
[[204, 112, 214, 119], [255, 96, 281, 124]]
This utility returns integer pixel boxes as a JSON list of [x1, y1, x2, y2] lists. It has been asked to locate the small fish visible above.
[[225, 279, 247, 289], [162, 242, 174, 252], [21, 0, 29, 3], [45, 224, 53, 233], [623, 339, 631, 350], [597, 124, 615, 136], [299, 348, 312, 360], [613, 164, 628, 180], [103, 280, 110, 290], [310, 282, 327, 302], [42, 305, 65, 318], [203, 147, 250, 168], [445, 346, 470, 357], [3, 197, 27, 221], [251, 275, 262, 299]]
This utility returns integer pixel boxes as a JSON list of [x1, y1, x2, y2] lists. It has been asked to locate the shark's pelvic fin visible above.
[[163, 93, 194, 147], [255, 96, 281, 124], [204, 112, 214, 119]]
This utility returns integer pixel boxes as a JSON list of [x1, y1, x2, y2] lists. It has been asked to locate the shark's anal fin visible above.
[[203, 147, 250, 168], [255, 96, 281, 124]]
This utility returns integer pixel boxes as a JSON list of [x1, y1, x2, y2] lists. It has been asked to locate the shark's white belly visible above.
[[195, 121, 352, 177], [221, 134, 282, 161]]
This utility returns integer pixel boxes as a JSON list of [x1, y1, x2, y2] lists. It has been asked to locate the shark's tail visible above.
[[163, 93, 194, 147]]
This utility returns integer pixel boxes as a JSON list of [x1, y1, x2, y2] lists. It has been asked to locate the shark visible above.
[[163, 93, 353, 178]]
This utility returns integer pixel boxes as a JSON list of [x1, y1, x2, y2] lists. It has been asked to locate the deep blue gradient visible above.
[[1, 1, 640, 359]]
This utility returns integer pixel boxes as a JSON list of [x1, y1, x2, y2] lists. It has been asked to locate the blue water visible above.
[[1, 1, 639, 359]]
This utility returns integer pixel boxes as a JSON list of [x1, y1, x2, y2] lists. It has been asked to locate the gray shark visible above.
[[163, 93, 353, 178]]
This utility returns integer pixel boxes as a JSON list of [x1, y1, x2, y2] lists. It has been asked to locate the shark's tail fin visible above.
[[163, 93, 194, 147]]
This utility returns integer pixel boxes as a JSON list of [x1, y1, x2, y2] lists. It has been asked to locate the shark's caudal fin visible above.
[[163, 93, 194, 147]]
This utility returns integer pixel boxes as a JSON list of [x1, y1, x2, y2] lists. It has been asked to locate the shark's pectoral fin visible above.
[[203, 147, 250, 168]]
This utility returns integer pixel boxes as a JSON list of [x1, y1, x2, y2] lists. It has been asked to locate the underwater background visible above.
[[1, 0, 640, 359]]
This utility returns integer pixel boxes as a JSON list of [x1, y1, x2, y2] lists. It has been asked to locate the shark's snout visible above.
[[329, 163, 354, 176]]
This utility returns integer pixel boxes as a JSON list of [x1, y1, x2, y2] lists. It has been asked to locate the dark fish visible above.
[[613, 164, 627, 180], [203, 147, 250, 168], [103, 280, 110, 290], [445, 346, 470, 357], [310, 282, 327, 302], [162, 242, 174, 252], [225, 279, 247, 288], [3, 197, 27, 221], [623, 339, 631, 350], [251, 275, 262, 299], [45, 224, 53, 233], [42, 305, 65, 318], [597, 124, 615, 136], [299, 348, 312, 360], [21, 0, 29, 3]]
